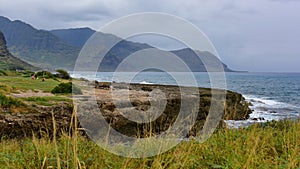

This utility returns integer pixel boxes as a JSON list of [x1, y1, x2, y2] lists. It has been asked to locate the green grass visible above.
[[0, 93, 22, 107], [0, 120, 299, 168], [0, 76, 61, 92], [0, 74, 71, 108], [21, 96, 71, 106], [0, 69, 7, 76], [0, 75, 67, 107], [0, 84, 14, 94]]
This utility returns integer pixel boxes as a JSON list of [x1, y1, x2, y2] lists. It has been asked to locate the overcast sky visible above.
[[0, 0, 299, 72]]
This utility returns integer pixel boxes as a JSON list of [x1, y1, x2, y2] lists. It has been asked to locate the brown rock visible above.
[[0, 83, 251, 139]]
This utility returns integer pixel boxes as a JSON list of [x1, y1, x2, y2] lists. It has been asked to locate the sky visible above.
[[0, 0, 299, 72]]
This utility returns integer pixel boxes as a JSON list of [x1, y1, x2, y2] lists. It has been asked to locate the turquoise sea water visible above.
[[72, 72, 300, 128]]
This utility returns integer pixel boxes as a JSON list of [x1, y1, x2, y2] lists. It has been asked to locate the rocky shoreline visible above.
[[0, 82, 252, 139]]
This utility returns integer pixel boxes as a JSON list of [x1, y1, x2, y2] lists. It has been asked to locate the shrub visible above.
[[55, 69, 71, 79], [51, 82, 82, 94], [19, 70, 34, 77], [36, 71, 54, 79]]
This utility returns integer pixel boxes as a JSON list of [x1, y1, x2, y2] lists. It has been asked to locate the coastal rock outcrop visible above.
[[0, 103, 73, 138], [78, 83, 251, 138], [0, 83, 251, 139]]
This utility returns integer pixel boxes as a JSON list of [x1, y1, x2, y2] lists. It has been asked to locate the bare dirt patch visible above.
[[10, 90, 54, 98]]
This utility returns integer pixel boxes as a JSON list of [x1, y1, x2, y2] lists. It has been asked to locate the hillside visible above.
[[0, 31, 35, 70], [0, 16, 79, 70], [0, 16, 234, 72], [171, 48, 233, 72], [50, 28, 233, 72], [51, 28, 96, 47]]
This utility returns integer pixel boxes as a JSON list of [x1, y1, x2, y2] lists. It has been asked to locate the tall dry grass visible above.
[[0, 107, 299, 168]]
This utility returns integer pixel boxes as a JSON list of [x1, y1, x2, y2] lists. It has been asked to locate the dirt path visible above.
[[10, 90, 54, 98]]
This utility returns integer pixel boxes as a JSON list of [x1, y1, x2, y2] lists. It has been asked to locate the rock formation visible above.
[[0, 82, 251, 139]]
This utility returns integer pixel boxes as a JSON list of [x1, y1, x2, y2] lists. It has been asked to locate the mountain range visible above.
[[51, 28, 95, 47], [0, 16, 234, 72]]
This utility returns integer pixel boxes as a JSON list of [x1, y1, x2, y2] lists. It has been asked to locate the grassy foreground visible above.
[[0, 120, 299, 169]]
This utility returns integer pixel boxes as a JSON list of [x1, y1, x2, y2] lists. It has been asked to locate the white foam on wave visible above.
[[139, 81, 154, 84], [225, 95, 299, 128], [244, 95, 292, 108], [70, 72, 97, 81]]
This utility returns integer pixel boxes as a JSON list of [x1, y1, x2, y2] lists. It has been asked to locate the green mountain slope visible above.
[[0, 16, 79, 70], [0, 16, 234, 72], [0, 31, 35, 70]]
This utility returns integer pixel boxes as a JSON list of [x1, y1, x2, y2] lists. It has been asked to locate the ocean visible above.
[[71, 71, 300, 128]]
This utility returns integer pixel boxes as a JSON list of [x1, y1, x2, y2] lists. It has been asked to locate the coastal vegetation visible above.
[[0, 75, 60, 92], [0, 120, 298, 168], [0, 93, 22, 107], [51, 82, 82, 94], [55, 69, 71, 80]]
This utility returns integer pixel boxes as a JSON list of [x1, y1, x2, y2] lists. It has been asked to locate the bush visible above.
[[36, 71, 54, 79], [51, 82, 82, 94], [18, 70, 34, 77], [55, 69, 71, 79]]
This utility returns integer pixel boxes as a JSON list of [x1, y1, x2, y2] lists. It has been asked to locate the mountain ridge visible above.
[[0, 16, 80, 70], [51, 27, 95, 47], [0, 16, 234, 72]]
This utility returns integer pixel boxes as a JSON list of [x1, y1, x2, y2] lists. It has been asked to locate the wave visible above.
[[244, 95, 294, 108], [139, 81, 154, 85], [226, 95, 299, 128]]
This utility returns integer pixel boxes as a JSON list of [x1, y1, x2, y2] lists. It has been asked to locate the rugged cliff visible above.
[[0, 82, 251, 139], [77, 82, 251, 139]]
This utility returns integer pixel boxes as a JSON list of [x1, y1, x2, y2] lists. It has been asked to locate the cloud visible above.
[[0, 0, 299, 72]]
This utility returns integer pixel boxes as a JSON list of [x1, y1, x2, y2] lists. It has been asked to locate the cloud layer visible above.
[[0, 0, 299, 72]]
